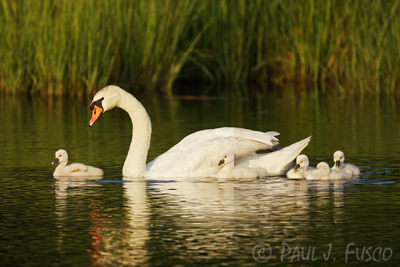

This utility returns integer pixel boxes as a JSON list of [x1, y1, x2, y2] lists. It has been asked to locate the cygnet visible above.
[[52, 149, 103, 177], [332, 150, 360, 177], [217, 150, 267, 179], [306, 162, 352, 180], [286, 154, 315, 179]]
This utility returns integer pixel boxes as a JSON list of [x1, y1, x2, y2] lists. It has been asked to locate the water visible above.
[[1, 93, 400, 266]]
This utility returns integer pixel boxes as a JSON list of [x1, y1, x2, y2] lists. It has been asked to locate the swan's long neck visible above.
[[217, 161, 234, 178], [54, 161, 67, 175], [117, 92, 152, 177]]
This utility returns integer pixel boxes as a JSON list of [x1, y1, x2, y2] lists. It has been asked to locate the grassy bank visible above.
[[1, 0, 400, 96]]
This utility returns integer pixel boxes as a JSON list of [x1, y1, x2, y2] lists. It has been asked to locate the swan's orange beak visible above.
[[89, 105, 103, 127]]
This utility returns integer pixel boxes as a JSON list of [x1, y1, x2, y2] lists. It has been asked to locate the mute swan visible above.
[[217, 150, 267, 179], [52, 149, 103, 177], [286, 154, 315, 179], [306, 162, 352, 180], [332, 150, 360, 177], [88, 85, 311, 179]]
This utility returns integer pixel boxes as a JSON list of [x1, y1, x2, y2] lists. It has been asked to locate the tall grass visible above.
[[1, 0, 400, 96], [110, 0, 207, 95]]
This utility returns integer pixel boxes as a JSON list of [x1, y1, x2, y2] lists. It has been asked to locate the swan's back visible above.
[[146, 136, 279, 178], [169, 128, 280, 152], [147, 128, 280, 171]]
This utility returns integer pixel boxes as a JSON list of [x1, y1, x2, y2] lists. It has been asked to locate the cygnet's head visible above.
[[295, 154, 310, 170], [316, 162, 330, 175], [333, 150, 345, 167], [89, 85, 125, 126], [218, 150, 235, 166], [52, 149, 68, 165]]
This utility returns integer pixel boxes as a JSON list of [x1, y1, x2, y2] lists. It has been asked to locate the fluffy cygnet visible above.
[[217, 150, 267, 179], [332, 150, 360, 177], [306, 162, 352, 180], [286, 154, 315, 179], [52, 149, 103, 177]]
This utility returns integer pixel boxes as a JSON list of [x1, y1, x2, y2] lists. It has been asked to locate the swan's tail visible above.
[[235, 136, 312, 176]]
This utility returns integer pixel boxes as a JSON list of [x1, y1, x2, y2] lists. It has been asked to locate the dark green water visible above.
[[0, 93, 400, 266]]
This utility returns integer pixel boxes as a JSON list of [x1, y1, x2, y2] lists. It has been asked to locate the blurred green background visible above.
[[1, 0, 400, 96]]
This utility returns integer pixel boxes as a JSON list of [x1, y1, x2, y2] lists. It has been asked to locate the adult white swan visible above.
[[89, 85, 311, 179]]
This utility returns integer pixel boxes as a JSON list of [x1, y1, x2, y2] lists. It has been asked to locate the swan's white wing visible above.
[[146, 137, 273, 178], [164, 127, 279, 153], [147, 127, 280, 172]]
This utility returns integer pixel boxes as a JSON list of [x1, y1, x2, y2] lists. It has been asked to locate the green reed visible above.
[[1, 0, 400, 96], [111, 0, 207, 96]]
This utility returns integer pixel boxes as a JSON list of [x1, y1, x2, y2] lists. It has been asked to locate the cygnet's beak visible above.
[[52, 158, 59, 165], [335, 160, 340, 168], [218, 159, 225, 166], [294, 163, 300, 170]]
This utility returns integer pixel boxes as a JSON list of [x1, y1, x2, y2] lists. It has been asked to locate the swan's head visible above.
[[218, 150, 235, 166], [89, 85, 124, 127], [316, 162, 330, 175], [52, 149, 68, 165], [333, 150, 345, 168], [295, 154, 310, 170]]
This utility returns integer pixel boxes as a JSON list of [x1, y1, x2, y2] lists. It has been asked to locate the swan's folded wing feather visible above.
[[165, 127, 279, 154], [147, 137, 272, 178], [147, 129, 280, 173]]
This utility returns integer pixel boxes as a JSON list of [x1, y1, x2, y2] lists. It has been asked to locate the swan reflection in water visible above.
[[54, 175, 348, 265], [54, 175, 150, 266], [100, 180, 150, 266]]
